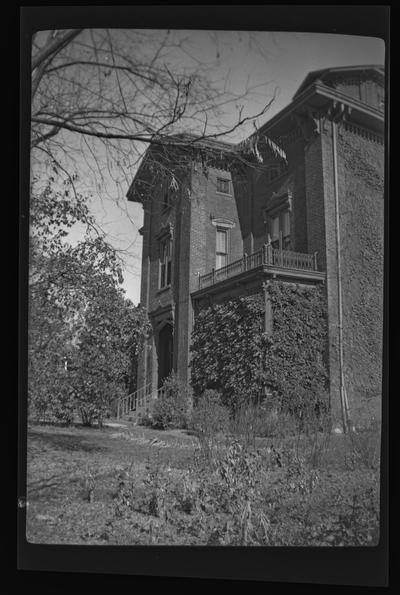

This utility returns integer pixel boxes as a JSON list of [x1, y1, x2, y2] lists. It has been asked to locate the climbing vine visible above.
[[190, 283, 329, 416]]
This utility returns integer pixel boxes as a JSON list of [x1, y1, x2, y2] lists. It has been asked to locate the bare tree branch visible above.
[[30, 28, 279, 276], [32, 29, 83, 71]]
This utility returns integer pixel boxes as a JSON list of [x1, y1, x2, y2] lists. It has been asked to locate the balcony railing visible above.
[[198, 244, 318, 290]]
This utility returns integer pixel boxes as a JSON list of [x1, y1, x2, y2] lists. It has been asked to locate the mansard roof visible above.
[[293, 64, 384, 99]]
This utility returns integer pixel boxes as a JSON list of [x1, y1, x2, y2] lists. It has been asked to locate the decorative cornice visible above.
[[291, 108, 321, 141], [341, 120, 384, 145]]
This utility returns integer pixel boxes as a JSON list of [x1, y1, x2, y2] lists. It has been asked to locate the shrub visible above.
[[257, 408, 298, 439], [150, 372, 192, 430], [344, 420, 381, 471], [28, 376, 76, 425], [230, 401, 261, 448], [229, 397, 300, 444], [190, 389, 230, 460]]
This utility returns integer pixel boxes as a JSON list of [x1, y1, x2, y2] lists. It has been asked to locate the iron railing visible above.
[[198, 244, 318, 290], [116, 383, 167, 423]]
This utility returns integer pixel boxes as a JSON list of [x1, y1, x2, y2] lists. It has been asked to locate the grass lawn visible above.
[[25, 420, 380, 546]]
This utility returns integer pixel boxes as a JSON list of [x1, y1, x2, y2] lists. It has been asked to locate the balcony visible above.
[[197, 244, 322, 291]]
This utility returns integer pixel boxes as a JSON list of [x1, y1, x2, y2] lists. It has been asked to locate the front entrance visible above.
[[157, 323, 174, 388]]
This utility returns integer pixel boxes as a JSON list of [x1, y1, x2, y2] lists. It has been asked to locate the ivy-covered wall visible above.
[[337, 128, 384, 420], [190, 282, 329, 415]]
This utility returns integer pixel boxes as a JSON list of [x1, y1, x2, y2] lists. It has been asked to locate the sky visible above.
[[66, 31, 385, 305]]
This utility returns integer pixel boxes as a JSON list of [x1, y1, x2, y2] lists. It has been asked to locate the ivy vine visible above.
[[190, 283, 329, 416]]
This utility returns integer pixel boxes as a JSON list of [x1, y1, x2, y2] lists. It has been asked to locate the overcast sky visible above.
[[76, 31, 385, 305]]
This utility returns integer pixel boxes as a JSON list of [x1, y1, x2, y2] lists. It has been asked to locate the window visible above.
[[216, 227, 229, 269], [269, 210, 291, 250], [216, 177, 231, 195], [159, 237, 172, 288]]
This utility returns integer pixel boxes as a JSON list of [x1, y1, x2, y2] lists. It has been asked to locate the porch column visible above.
[[263, 280, 273, 335]]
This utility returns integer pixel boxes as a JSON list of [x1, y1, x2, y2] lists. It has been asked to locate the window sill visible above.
[[156, 285, 171, 295], [216, 191, 232, 197]]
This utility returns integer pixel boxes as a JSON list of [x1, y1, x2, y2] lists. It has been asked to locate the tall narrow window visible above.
[[270, 210, 291, 250], [282, 210, 291, 249], [159, 237, 172, 288], [271, 215, 280, 246], [216, 228, 228, 269]]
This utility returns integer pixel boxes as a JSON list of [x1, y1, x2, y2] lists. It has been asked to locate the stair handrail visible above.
[[116, 382, 152, 418]]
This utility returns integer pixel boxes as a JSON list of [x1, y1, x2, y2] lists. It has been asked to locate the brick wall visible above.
[[135, 111, 384, 426], [249, 139, 309, 255], [173, 178, 192, 385], [189, 164, 243, 286], [287, 139, 308, 253], [304, 133, 328, 271], [137, 160, 243, 390]]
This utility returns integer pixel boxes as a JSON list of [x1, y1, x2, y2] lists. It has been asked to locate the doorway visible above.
[[157, 323, 174, 388]]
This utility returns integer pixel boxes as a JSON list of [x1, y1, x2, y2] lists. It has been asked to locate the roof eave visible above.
[[258, 81, 384, 140]]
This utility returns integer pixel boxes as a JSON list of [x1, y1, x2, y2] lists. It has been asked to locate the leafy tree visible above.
[[70, 287, 149, 426], [28, 181, 149, 424]]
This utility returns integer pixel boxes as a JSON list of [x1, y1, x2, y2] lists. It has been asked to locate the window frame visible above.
[[216, 177, 232, 195], [158, 235, 172, 289], [263, 190, 293, 251], [215, 226, 229, 270], [269, 209, 291, 250]]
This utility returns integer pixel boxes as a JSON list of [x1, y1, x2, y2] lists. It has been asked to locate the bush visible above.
[[190, 390, 231, 460], [257, 407, 298, 439], [28, 373, 76, 425], [230, 401, 261, 448], [229, 397, 299, 444], [150, 372, 192, 430], [344, 420, 381, 471]]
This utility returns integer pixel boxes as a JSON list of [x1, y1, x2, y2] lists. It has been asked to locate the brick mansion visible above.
[[126, 65, 385, 431]]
